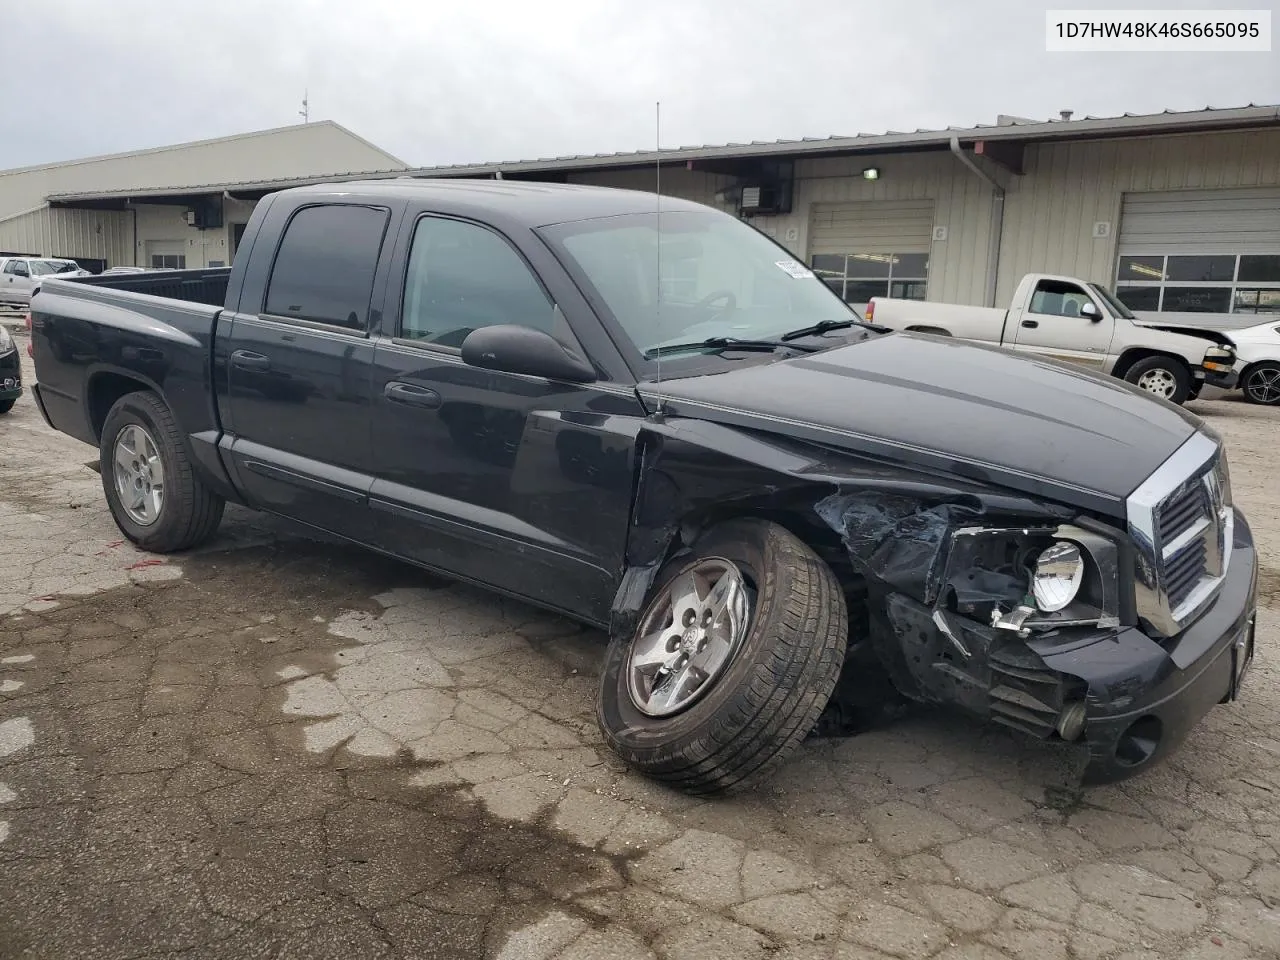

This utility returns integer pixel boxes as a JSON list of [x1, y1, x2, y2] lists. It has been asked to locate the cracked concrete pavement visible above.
[[2, 336, 1280, 959]]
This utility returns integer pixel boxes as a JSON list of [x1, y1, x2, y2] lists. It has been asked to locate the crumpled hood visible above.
[[643, 332, 1208, 516]]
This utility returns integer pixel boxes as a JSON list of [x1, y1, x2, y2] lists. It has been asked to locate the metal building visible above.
[[0, 122, 407, 271], [15, 104, 1280, 318]]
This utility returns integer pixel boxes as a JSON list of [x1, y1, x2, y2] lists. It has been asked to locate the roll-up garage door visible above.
[[808, 199, 934, 306], [1115, 187, 1280, 316]]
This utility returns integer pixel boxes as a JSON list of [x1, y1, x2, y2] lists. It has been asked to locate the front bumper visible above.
[[1200, 364, 1239, 390], [0, 348, 21, 400], [1037, 509, 1256, 784], [872, 511, 1257, 785]]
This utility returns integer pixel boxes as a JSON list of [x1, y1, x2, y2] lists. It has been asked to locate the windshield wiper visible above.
[[779, 319, 858, 341], [643, 336, 819, 359]]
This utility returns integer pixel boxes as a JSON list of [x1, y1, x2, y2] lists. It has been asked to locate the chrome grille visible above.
[[1127, 433, 1233, 637], [1156, 482, 1209, 545]]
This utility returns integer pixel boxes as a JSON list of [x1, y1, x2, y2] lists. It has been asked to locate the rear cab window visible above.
[[263, 204, 390, 331]]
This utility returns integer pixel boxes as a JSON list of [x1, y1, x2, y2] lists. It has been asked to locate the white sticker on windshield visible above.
[[775, 259, 814, 279]]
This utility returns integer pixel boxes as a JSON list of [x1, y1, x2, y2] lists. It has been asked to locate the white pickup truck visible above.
[[864, 273, 1238, 405]]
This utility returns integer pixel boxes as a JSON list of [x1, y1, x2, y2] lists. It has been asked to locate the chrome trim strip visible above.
[[1162, 517, 1212, 561]]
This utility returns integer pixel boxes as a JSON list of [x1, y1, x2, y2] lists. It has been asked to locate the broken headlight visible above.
[[1031, 542, 1084, 612], [939, 524, 1120, 637]]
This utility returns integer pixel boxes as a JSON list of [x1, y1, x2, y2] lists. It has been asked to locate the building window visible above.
[[810, 252, 928, 303], [150, 254, 186, 270], [1116, 253, 1280, 314]]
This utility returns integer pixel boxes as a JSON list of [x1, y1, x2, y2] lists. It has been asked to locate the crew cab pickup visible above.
[[29, 181, 1258, 793], [865, 273, 1238, 405]]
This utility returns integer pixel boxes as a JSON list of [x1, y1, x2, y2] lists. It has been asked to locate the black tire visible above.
[[99, 390, 225, 552], [0, 398, 14, 414], [1122, 356, 1192, 405], [597, 518, 848, 794], [1242, 363, 1280, 406]]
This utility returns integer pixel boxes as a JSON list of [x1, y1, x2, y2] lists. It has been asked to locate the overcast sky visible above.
[[4, 0, 1276, 170]]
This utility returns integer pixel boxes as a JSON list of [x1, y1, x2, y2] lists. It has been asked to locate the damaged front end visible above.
[[815, 489, 1256, 784]]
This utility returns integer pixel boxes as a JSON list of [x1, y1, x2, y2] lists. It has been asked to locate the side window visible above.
[[6, 260, 29, 277], [400, 216, 554, 348], [264, 204, 389, 330], [1, 261, 14, 275], [1029, 280, 1093, 318]]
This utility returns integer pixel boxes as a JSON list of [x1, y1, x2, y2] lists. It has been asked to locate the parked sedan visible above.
[[1230, 320, 1280, 405]]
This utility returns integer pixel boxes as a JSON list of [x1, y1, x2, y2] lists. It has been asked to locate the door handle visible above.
[[231, 350, 271, 371], [1020, 319, 1039, 329], [384, 381, 441, 409]]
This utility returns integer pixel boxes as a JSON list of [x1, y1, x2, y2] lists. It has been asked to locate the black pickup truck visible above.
[[29, 180, 1257, 793]]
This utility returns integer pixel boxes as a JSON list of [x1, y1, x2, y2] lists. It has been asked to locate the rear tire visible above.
[[1242, 363, 1280, 406], [99, 390, 225, 552], [597, 519, 848, 794], [1123, 356, 1191, 405]]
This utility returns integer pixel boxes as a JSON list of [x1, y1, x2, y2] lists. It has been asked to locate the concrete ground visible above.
[[2, 335, 1279, 960]]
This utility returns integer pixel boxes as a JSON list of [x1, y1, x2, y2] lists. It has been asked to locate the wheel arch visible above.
[[1111, 348, 1191, 381], [86, 367, 163, 443]]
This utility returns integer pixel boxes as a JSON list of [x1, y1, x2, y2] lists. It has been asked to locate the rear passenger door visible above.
[[220, 201, 398, 541]]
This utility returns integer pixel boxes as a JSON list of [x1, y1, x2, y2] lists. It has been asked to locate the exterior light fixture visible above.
[[861, 167, 880, 180]]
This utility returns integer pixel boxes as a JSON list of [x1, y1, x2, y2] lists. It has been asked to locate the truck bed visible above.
[[70, 266, 231, 307], [29, 274, 226, 454]]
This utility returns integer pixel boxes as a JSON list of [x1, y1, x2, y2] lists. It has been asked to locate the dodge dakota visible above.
[[29, 180, 1258, 793], [865, 272, 1239, 405]]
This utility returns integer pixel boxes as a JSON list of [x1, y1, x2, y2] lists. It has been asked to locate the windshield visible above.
[[1090, 282, 1136, 320], [31, 260, 75, 276], [541, 210, 858, 357]]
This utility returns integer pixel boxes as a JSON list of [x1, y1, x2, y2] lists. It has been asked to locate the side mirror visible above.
[[1079, 302, 1102, 322], [460, 325, 596, 383], [13, 264, 29, 278]]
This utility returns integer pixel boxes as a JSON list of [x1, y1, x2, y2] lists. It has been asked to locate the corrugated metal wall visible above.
[[569, 150, 997, 306], [808, 200, 936, 254], [0, 206, 130, 264], [996, 128, 1280, 304], [1118, 187, 1280, 255]]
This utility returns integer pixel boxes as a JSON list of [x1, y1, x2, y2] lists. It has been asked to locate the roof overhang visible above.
[[44, 103, 1279, 208]]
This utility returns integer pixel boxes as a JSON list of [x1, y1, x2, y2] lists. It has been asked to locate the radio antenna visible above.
[[652, 100, 664, 421]]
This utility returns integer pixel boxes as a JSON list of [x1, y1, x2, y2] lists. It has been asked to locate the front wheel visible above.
[[1123, 356, 1191, 405], [1242, 363, 1280, 406], [0, 398, 14, 414], [597, 519, 848, 794], [99, 390, 225, 552]]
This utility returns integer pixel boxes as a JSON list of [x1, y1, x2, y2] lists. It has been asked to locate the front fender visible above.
[[609, 416, 1074, 639]]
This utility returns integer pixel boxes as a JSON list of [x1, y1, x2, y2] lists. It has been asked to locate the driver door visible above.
[[2, 259, 32, 303], [368, 212, 643, 625], [1011, 278, 1115, 370]]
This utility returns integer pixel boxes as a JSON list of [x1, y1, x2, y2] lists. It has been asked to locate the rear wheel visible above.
[[1242, 363, 1280, 406], [99, 391, 225, 552], [1123, 356, 1191, 405], [597, 519, 848, 794]]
